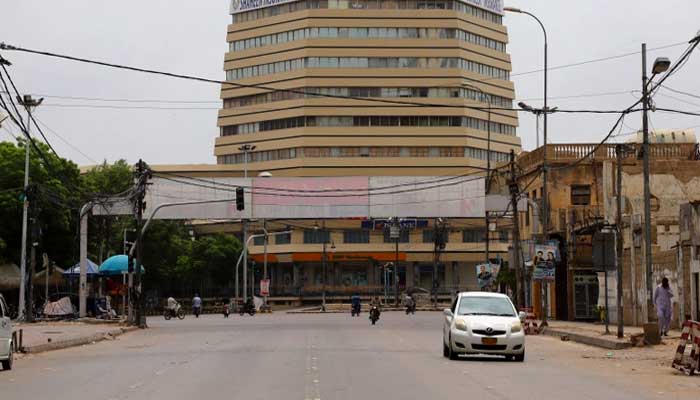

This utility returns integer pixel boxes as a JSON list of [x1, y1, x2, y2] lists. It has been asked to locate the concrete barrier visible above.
[[22, 326, 138, 354]]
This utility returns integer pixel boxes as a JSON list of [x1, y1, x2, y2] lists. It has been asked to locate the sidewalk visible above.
[[13, 320, 137, 354], [542, 320, 681, 350]]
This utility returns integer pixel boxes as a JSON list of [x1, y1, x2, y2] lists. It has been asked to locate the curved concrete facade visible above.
[[216, 0, 520, 176]]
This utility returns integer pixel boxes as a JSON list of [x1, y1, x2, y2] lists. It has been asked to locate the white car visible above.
[[0, 294, 13, 370], [443, 292, 526, 361]]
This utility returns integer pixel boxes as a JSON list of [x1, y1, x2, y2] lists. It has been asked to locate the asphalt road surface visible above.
[[0, 312, 684, 400]]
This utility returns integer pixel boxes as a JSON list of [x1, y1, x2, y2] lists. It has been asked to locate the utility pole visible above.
[[616, 144, 625, 338], [508, 150, 523, 308], [641, 43, 654, 324], [17, 95, 42, 321], [130, 159, 149, 328], [27, 191, 39, 322]]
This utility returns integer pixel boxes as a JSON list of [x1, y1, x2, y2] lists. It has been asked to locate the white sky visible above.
[[1, 0, 699, 166]]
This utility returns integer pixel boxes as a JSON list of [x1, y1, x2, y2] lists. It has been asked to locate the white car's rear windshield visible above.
[[458, 296, 516, 317]]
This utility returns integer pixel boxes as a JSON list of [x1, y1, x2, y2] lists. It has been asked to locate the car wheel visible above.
[[1, 347, 12, 371], [448, 335, 459, 360], [514, 350, 525, 362]]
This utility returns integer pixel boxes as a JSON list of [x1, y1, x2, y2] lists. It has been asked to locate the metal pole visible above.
[[395, 236, 399, 306], [263, 220, 268, 306], [485, 94, 492, 268], [79, 203, 90, 317], [616, 145, 625, 338], [134, 160, 146, 328], [321, 221, 327, 312], [604, 242, 610, 334], [641, 43, 654, 323], [242, 147, 249, 305]]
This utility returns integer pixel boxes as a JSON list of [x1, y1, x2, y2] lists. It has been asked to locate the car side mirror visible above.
[[518, 311, 527, 322], [443, 308, 453, 317]]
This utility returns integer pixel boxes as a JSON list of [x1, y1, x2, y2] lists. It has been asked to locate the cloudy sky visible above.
[[1, 0, 699, 166]]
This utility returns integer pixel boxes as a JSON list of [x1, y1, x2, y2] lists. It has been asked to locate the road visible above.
[[1, 312, 695, 399]]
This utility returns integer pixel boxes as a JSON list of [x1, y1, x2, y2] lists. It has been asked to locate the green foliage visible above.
[[0, 139, 81, 267], [0, 140, 242, 294]]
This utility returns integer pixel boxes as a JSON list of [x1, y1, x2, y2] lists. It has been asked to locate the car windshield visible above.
[[457, 296, 516, 316]]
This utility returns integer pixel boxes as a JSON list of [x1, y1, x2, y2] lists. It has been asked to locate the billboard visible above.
[[231, 0, 503, 15], [253, 177, 369, 219], [95, 175, 489, 220], [369, 176, 484, 218]]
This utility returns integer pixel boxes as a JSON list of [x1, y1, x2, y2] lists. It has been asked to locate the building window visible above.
[[499, 230, 509, 243], [463, 229, 485, 243], [422, 229, 450, 244], [304, 230, 330, 244], [571, 185, 591, 206], [343, 230, 370, 244], [383, 229, 409, 243], [275, 233, 291, 245], [253, 235, 266, 246], [227, 57, 510, 81]]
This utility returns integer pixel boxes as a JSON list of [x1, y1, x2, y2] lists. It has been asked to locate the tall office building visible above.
[[215, 0, 520, 176]]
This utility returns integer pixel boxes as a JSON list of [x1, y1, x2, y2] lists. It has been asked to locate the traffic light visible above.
[[236, 187, 244, 211]]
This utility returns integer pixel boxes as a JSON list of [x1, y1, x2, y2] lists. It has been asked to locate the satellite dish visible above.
[[258, 171, 272, 178]]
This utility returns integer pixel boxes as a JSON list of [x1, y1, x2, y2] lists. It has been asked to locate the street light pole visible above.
[[462, 83, 492, 267], [505, 7, 549, 324]]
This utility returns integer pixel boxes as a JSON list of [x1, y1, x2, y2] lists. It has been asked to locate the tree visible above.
[[0, 139, 81, 268]]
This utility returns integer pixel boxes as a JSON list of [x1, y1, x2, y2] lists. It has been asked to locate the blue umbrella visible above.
[[63, 259, 100, 276], [99, 255, 145, 276]]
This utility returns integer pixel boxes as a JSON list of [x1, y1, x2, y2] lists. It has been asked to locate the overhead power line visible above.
[[0, 42, 659, 116]]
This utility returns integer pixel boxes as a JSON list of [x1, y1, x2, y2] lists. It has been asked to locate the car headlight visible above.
[[511, 321, 522, 333], [454, 318, 468, 331]]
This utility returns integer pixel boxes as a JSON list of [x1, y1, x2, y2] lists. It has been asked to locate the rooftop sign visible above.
[[230, 0, 503, 15]]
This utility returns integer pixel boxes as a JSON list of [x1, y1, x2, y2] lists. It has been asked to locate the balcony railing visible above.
[[519, 143, 699, 173]]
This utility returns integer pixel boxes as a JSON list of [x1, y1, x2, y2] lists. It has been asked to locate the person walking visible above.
[[192, 294, 202, 318], [653, 277, 674, 336]]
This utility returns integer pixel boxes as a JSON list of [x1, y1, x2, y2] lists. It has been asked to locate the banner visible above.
[[260, 279, 270, 296], [476, 263, 500, 289], [532, 244, 557, 281]]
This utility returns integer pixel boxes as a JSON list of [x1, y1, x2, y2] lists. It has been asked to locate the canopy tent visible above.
[[99, 255, 145, 276], [0, 263, 21, 290], [34, 266, 67, 286], [63, 259, 100, 277]]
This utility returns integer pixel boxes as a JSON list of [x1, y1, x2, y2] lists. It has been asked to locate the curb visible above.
[[542, 328, 632, 350], [22, 326, 139, 354]]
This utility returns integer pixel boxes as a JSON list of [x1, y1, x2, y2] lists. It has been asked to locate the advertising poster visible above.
[[475, 263, 500, 289], [532, 244, 558, 281]]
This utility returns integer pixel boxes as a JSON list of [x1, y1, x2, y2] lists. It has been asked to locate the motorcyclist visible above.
[[192, 293, 202, 317], [166, 296, 179, 316], [405, 294, 416, 313]]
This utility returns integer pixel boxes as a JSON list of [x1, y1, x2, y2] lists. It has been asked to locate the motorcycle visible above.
[[163, 304, 186, 320], [351, 303, 361, 317], [223, 303, 230, 318], [239, 300, 256, 316], [369, 306, 381, 325]]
